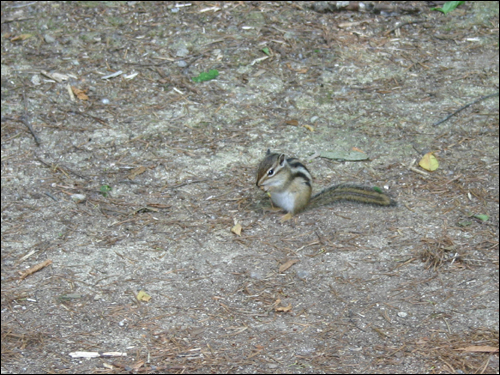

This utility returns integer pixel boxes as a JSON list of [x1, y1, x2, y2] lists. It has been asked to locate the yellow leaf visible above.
[[136, 290, 151, 302], [302, 124, 314, 132], [419, 152, 438, 171], [231, 223, 242, 236]]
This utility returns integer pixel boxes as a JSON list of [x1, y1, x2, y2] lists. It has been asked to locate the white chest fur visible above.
[[270, 190, 297, 213]]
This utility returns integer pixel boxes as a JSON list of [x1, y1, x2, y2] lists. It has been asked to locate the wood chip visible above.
[[69, 351, 127, 358], [128, 166, 147, 180], [455, 346, 498, 353], [279, 259, 299, 273]]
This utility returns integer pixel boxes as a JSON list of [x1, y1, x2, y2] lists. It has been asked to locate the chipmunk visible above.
[[256, 150, 396, 221]]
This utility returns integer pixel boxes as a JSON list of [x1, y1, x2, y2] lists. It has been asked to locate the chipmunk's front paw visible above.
[[263, 206, 283, 213]]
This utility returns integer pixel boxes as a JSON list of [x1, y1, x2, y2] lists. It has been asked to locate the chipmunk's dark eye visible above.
[[268, 169, 274, 176]]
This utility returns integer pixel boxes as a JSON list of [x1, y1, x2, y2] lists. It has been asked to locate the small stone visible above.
[[397, 312, 408, 318], [250, 271, 262, 280], [176, 47, 189, 57], [71, 194, 86, 203], [296, 270, 311, 280], [31, 75, 41, 86], [44, 34, 56, 44]]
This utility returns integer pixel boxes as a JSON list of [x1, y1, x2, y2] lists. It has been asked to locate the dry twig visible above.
[[385, 20, 426, 35], [19, 259, 52, 281], [433, 92, 499, 126], [21, 90, 40, 145]]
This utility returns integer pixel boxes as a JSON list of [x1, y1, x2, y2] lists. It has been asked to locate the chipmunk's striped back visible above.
[[256, 150, 396, 221]]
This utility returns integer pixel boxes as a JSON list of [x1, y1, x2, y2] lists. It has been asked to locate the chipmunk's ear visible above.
[[266, 149, 271, 155], [278, 154, 286, 166]]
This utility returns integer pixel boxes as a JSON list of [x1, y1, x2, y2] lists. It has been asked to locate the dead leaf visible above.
[[275, 303, 292, 312], [231, 223, 242, 236], [11, 34, 32, 41], [128, 166, 147, 180], [302, 124, 314, 132], [285, 119, 299, 126], [279, 259, 299, 273], [286, 63, 308, 73], [131, 360, 145, 371], [71, 86, 89, 101]]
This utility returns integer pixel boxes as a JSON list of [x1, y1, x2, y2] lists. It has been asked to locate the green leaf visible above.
[[262, 47, 270, 56], [100, 184, 112, 197], [431, 1, 465, 14], [372, 186, 383, 193], [192, 69, 219, 83], [473, 214, 489, 221]]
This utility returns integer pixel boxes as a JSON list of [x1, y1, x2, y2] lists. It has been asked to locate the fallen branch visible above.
[[433, 92, 499, 126]]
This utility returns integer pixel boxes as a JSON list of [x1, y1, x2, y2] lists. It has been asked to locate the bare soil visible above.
[[1, 1, 498, 373]]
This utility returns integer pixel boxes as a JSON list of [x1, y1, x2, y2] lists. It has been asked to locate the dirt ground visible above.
[[1, 1, 498, 373]]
